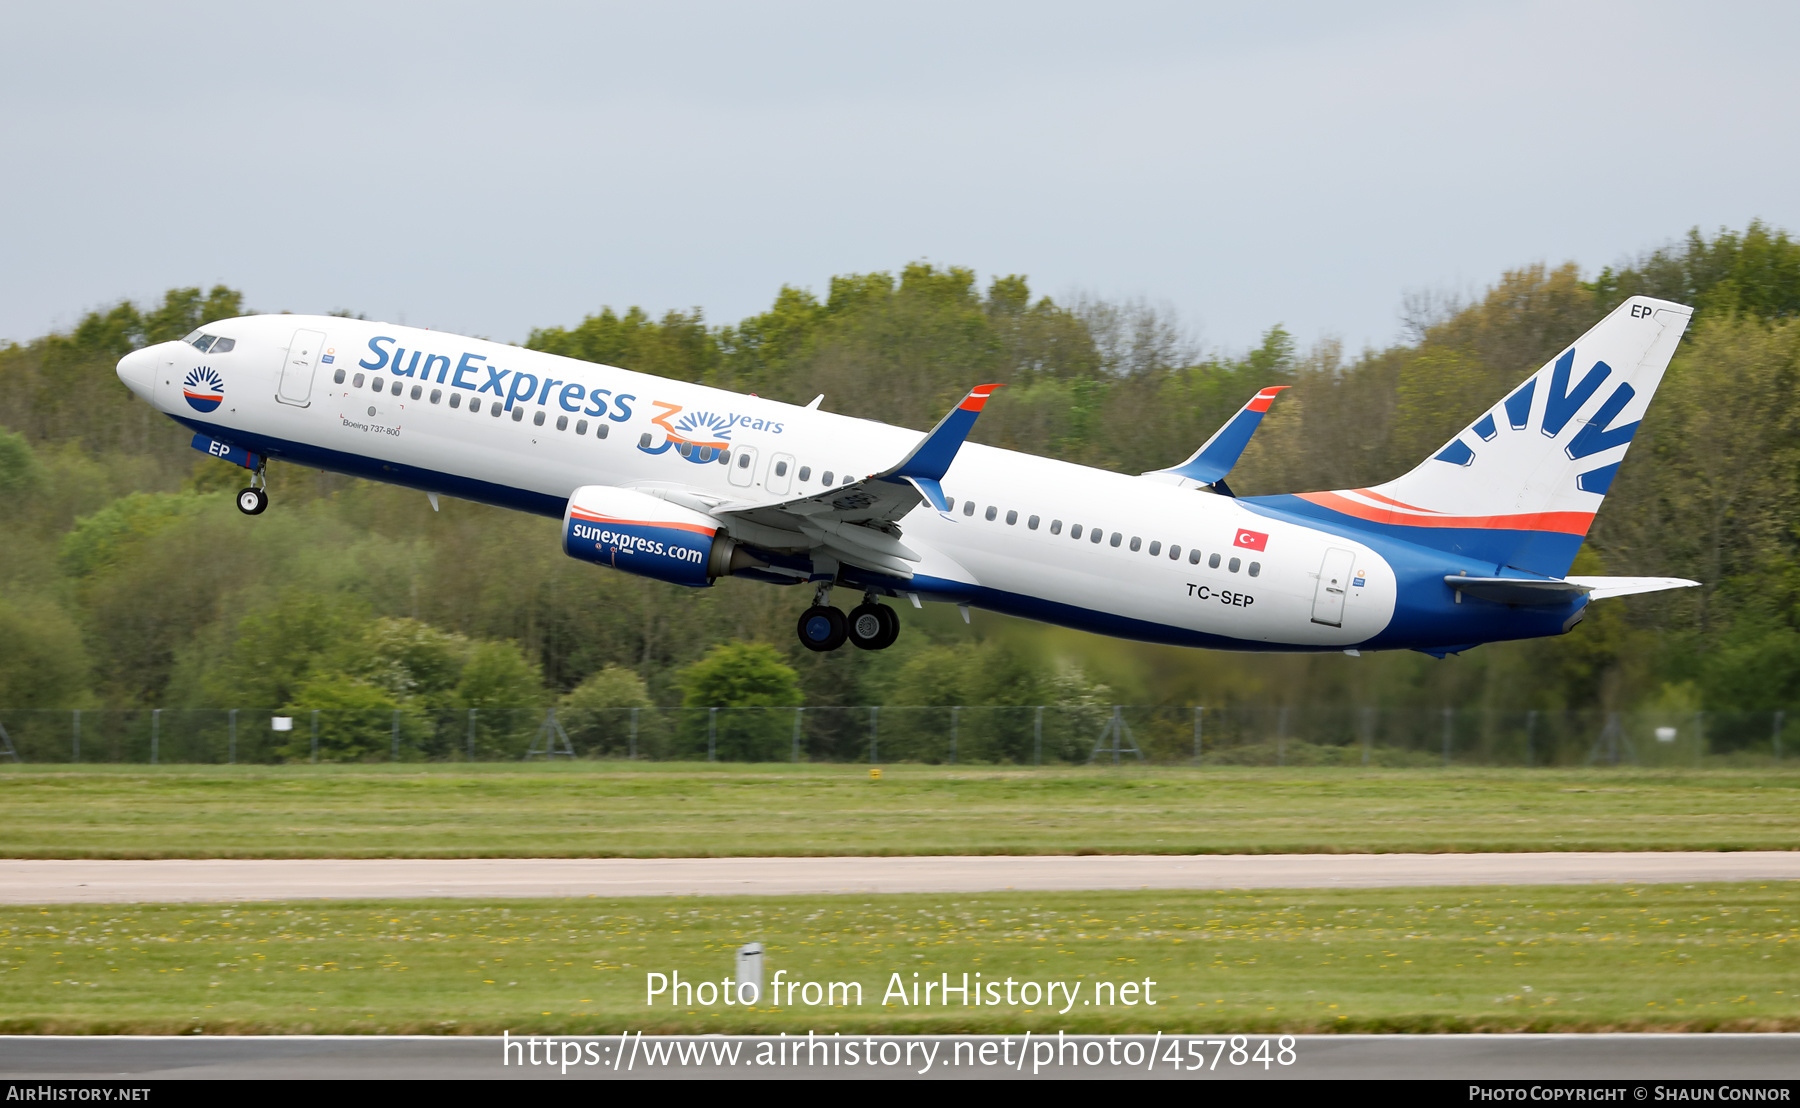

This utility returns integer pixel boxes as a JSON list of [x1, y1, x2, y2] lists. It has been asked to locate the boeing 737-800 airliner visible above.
[[114, 296, 1697, 656]]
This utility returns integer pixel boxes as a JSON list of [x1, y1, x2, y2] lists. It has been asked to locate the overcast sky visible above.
[[3, 1, 1796, 355]]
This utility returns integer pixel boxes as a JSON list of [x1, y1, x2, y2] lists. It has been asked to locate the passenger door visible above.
[[1311, 548, 1356, 627], [278, 328, 327, 406]]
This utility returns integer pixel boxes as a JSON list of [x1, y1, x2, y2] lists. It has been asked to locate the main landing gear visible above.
[[797, 586, 900, 652]]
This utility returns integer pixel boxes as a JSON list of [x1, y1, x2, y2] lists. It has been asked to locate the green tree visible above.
[[0, 596, 91, 709], [676, 641, 801, 760], [557, 665, 654, 756]]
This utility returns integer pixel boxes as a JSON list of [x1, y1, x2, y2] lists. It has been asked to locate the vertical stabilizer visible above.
[[1266, 296, 1691, 577]]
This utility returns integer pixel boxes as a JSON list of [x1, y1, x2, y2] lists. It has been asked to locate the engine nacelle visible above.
[[562, 485, 738, 587]]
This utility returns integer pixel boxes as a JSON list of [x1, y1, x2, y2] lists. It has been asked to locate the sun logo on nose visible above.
[[182, 367, 225, 413]]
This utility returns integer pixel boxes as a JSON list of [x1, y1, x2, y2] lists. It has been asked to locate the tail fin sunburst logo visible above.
[[182, 367, 225, 413]]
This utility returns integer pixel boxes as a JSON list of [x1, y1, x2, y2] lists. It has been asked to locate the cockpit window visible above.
[[186, 333, 234, 353]]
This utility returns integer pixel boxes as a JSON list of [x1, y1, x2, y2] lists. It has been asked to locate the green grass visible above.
[[3, 883, 1795, 1034], [1, 764, 1798, 858]]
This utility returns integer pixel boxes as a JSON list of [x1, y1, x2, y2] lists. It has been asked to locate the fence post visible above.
[[1442, 707, 1452, 767], [1695, 710, 1705, 767], [1774, 711, 1784, 763], [72, 709, 80, 763], [311, 710, 319, 764], [1193, 706, 1203, 765], [391, 709, 400, 761], [870, 706, 879, 764], [629, 707, 638, 761], [708, 707, 717, 763], [228, 708, 236, 765], [151, 709, 159, 766], [1361, 706, 1373, 766], [1034, 706, 1043, 767], [468, 709, 477, 762], [1276, 705, 1288, 767], [949, 706, 958, 765], [792, 707, 803, 763]]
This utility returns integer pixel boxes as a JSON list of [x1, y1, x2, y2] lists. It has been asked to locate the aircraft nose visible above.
[[116, 346, 158, 400]]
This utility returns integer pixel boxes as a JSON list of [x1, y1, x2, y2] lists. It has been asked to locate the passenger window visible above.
[[945, 498, 955, 512], [1148, 541, 1160, 556], [985, 506, 997, 521], [698, 446, 714, 462], [492, 404, 504, 418], [334, 369, 346, 384], [1006, 510, 1018, 525], [411, 385, 423, 400], [1070, 524, 1082, 539], [738, 453, 751, 469], [211, 337, 235, 353], [373, 377, 384, 392], [1190, 549, 1202, 564], [963, 501, 975, 517], [353, 373, 365, 388], [798, 466, 811, 482], [468, 399, 479, 413], [450, 393, 462, 409], [679, 442, 693, 458], [639, 433, 652, 448], [1028, 515, 1039, 530], [823, 470, 835, 484], [575, 419, 588, 435], [774, 460, 788, 477], [555, 415, 568, 431], [1169, 544, 1180, 560], [429, 389, 442, 404], [1049, 520, 1061, 534], [512, 407, 524, 422], [533, 410, 546, 426], [1248, 561, 1261, 577], [1129, 536, 1141, 552], [596, 424, 609, 439], [1228, 557, 1241, 573], [392, 380, 403, 395], [1091, 528, 1104, 544], [717, 449, 728, 464], [1209, 553, 1221, 568], [1110, 532, 1122, 548]]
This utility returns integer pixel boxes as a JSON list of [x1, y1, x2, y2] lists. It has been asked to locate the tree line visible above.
[[1, 221, 1797, 721]]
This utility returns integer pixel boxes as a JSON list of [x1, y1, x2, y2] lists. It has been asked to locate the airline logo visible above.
[[1233, 528, 1268, 551], [1437, 347, 1640, 493], [182, 367, 225, 413]]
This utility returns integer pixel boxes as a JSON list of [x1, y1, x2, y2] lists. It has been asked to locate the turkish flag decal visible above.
[[1233, 528, 1268, 551]]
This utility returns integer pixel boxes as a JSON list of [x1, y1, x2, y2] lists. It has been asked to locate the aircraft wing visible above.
[[1142, 385, 1288, 494], [710, 383, 1004, 579]]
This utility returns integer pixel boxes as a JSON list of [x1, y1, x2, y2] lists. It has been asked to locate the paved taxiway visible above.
[[3, 851, 1797, 904], [3, 1034, 1796, 1080]]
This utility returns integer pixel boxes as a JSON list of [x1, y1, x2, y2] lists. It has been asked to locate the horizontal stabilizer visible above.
[[1145, 386, 1288, 488], [1566, 575, 1700, 600], [1444, 575, 1591, 606]]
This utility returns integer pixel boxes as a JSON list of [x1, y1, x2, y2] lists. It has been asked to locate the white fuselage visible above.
[[117, 315, 1400, 651]]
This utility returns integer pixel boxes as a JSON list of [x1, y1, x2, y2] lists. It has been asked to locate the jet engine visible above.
[[562, 485, 751, 587]]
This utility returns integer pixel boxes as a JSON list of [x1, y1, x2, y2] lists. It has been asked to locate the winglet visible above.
[[1146, 385, 1288, 486], [879, 383, 1005, 486]]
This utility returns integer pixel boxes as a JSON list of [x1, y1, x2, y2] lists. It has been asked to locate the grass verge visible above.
[[3, 883, 1795, 1034], [1, 764, 1798, 858]]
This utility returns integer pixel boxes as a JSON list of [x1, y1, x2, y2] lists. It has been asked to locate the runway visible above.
[[3, 851, 1797, 904], [2, 1033, 1796, 1080]]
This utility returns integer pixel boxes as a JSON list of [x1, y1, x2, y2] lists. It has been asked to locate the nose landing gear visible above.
[[796, 585, 901, 652], [235, 461, 270, 515]]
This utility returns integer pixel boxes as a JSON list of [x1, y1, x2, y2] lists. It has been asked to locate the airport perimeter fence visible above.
[[0, 705, 1790, 768]]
